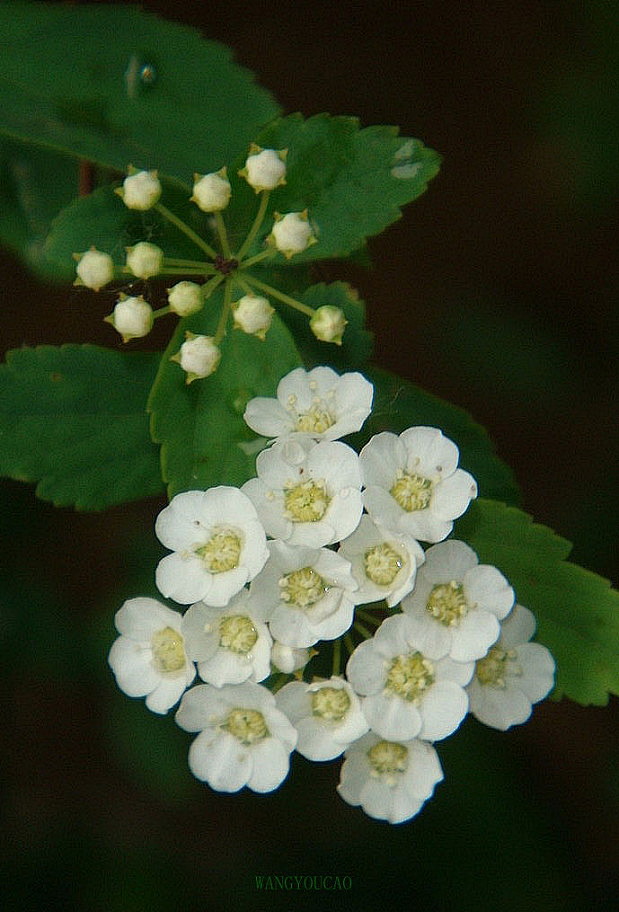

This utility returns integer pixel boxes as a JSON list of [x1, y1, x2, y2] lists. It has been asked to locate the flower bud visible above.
[[74, 247, 114, 291], [167, 281, 204, 317], [271, 642, 310, 674], [191, 168, 232, 212], [232, 293, 274, 340], [310, 305, 347, 345], [269, 211, 316, 259], [172, 333, 221, 383], [104, 295, 153, 342], [117, 169, 161, 210], [240, 146, 287, 193], [126, 242, 164, 279]]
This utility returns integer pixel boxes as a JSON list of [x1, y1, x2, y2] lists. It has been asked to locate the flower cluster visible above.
[[74, 149, 345, 382], [108, 366, 555, 823]]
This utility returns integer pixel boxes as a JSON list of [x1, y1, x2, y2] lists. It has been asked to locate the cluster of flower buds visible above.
[[73, 148, 344, 378], [108, 366, 555, 823]]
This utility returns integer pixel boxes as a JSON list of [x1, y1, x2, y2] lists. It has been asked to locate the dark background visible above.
[[2, 2, 618, 910]]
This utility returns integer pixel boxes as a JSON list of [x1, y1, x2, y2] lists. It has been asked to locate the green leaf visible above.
[[225, 113, 441, 261], [148, 293, 302, 497], [350, 366, 520, 506], [0, 3, 279, 181], [0, 345, 164, 509], [456, 498, 619, 706]]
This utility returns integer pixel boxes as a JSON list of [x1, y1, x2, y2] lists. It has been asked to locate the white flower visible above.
[[104, 295, 153, 342], [249, 539, 358, 648], [360, 427, 478, 543], [276, 676, 369, 761], [337, 732, 443, 824], [172, 333, 221, 383], [117, 169, 161, 210], [269, 211, 316, 258], [270, 641, 311, 674], [232, 293, 274, 340], [310, 305, 347, 345], [125, 241, 163, 279], [108, 597, 195, 714], [182, 590, 272, 686], [346, 614, 473, 742], [191, 168, 232, 212], [167, 281, 204, 317], [242, 436, 363, 548], [467, 604, 555, 730], [241, 147, 287, 193], [175, 681, 297, 793], [401, 540, 514, 662], [339, 515, 425, 608], [74, 247, 114, 290], [155, 487, 269, 607], [243, 366, 374, 442]]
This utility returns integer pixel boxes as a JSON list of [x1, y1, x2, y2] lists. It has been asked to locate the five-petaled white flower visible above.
[[243, 366, 374, 442], [401, 540, 514, 662], [108, 597, 195, 714], [175, 682, 297, 793], [346, 614, 473, 742], [242, 436, 363, 548], [249, 539, 359, 648], [155, 487, 268, 607], [337, 732, 443, 824], [182, 590, 272, 687], [339, 515, 425, 608], [276, 676, 369, 761], [467, 604, 555, 730], [360, 427, 477, 543]]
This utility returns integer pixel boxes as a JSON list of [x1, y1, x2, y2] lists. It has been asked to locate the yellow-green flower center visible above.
[[284, 479, 330, 523], [219, 615, 258, 655], [224, 708, 269, 745], [426, 581, 469, 627], [296, 404, 335, 434], [390, 471, 433, 512], [311, 686, 351, 722], [476, 646, 516, 688], [364, 542, 404, 586], [367, 740, 409, 776], [385, 652, 435, 702], [195, 528, 242, 573], [280, 567, 328, 608], [151, 626, 186, 674]]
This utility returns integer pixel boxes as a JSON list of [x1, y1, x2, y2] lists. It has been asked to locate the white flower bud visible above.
[[117, 169, 161, 210], [167, 281, 204, 317], [232, 293, 274, 340], [105, 295, 153, 342], [310, 305, 347, 345], [240, 146, 287, 193], [126, 241, 164, 279], [270, 211, 316, 259], [173, 333, 221, 383], [271, 642, 310, 674], [74, 247, 114, 291], [191, 168, 232, 212]]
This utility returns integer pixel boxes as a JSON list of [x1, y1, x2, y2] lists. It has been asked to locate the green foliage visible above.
[[350, 366, 520, 506], [0, 345, 163, 509], [148, 295, 302, 498], [225, 113, 441, 261], [0, 2, 279, 274], [457, 499, 619, 706]]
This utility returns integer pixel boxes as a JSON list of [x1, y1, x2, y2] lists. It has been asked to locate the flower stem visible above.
[[213, 279, 232, 344], [344, 634, 356, 656], [240, 248, 275, 269], [354, 621, 374, 640], [235, 190, 270, 260], [332, 638, 341, 677], [214, 211, 232, 259], [243, 275, 315, 317], [152, 305, 171, 320], [155, 202, 218, 259], [201, 273, 225, 301], [163, 257, 216, 272], [355, 609, 383, 627]]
